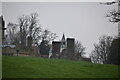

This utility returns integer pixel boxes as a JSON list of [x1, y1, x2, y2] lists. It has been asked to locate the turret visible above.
[[60, 33, 66, 52]]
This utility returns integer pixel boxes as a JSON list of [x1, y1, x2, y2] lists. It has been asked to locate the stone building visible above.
[[50, 41, 61, 58], [66, 38, 75, 53], [0, 16, 2, 56], [50, 34, 91, 63], [27, 36, 32, 48], [50, 34, 75, 59], [1, 16, 7, 44], [58, 38, 75, 60], [60, 34, 66, 52]]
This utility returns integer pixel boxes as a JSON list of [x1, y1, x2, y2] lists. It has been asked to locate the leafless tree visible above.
[[40, 29, 58, 43], [17, 13, 40, 47], [18, 15, 29, 47], [90, 35, 113, 64], [101, 1, 120, 23], [6, 13, 57, 48], [106, 9, 120, 23], [6, 22, 19, 44], [32, 26, 42, 46], [74, 40, 86, 56], [29, 13, 39, 36]]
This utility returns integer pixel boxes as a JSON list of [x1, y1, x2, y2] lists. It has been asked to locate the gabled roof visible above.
[[61, 33, 65, 41]]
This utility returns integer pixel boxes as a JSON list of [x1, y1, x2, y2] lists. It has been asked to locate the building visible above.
[[66, 38, 75, 53], [0, 16, 2, 56], [50, 33, 91, 63], [50, 41, 61, 58], [60, 34, 66, 52], [1, 16, 7, 44], [27, 36, 32, 48], [50, 34, 75, 59]]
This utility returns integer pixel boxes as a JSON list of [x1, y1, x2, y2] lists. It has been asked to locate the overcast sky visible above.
[[2, 2, 118, 57]]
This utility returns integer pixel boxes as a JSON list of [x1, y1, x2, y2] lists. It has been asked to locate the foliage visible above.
[[2, 56, 118, 78], [39, 40, 50, 55]]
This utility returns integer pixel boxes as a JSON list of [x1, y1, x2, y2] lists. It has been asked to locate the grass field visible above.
[[2, 56, 119, 78]]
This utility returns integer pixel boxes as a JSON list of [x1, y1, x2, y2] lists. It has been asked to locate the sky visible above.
[[2, 2, 118, 57]]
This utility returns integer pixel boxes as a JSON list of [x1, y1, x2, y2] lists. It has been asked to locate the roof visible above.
[[61, 33, 65, 41]]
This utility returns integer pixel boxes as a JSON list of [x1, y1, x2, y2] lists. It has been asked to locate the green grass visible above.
[[0, 55, 2, 79], [2, 56, 119, 78]]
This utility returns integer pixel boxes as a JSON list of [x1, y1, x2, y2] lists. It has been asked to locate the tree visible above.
[[6, 13, 58, 49], [100, 1, 120, 65], [32, 26, 42, 46], [90, 35, 113, 64], [6, 22, 19, 44], [32, 28, 57, 46], [29, 13, 39, 36], [101, 1, 120, 23], [40, 29, 58, 43], [28, 13, 42, 46], [37, 29, 57, 55], [74, 40, 86, 56], [18, 15, 29, 47], [39, 40, 50, 55], [106, 9, 120, 23], [17, 13, 40, 47]]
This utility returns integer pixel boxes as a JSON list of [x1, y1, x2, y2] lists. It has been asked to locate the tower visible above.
[[1, 16, 7, 44], [50, 41, 61, 58], [27, 36, 32, 48], [60, 33, 66, 52], [67, 38, 75, 53], [118, 23, 120, 37]]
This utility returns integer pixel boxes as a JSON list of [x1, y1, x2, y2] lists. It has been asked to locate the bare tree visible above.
[[40, 29, 58, 43], [74, 40, 86, 56], [90, 51, 100, 63], [101, 1, 120, 23], [90, 35, 113, 64], [29, 13, 39, 36], [6, 13, 58, 48], [17, 13, 39, 47], [28, 15, 57, 46], [32, 26, 42, 46], [18, 15, 29, 47], [106, 9, 120, 23], [6, 22, 19, 44]]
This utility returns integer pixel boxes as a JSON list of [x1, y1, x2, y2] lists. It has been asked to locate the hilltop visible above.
[[2, 56, 119, 78]]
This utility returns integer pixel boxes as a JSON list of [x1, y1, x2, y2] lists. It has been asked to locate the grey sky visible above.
[[2, 2, 118, 57]]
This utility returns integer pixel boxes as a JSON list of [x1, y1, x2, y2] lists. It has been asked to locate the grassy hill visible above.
[[2, 56, 119, 78]]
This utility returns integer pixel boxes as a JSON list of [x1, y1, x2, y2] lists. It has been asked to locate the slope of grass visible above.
[[0, 55, 2, 79], [2, 56, 119, 78]]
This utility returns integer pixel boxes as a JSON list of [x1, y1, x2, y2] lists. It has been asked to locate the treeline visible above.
[[5, 13, 57, 47], [90, 1, 120, 65], [90, 35, 120, 65], [4, 13, 86, 57], [4, 12, 119, 65]]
